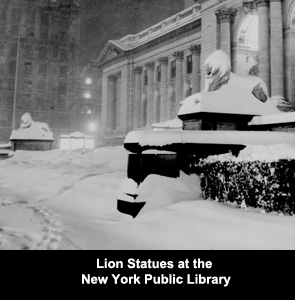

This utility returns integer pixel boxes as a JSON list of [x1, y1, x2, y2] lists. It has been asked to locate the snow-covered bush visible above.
[[198, 145, 295, 215]]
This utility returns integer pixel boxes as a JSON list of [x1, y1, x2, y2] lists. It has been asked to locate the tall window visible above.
[[23, 79, 32, 92], [187, 55, 192, 74], [60, 49, 68, 62], [59, 81, 67, 95], [22, 94, 31, 110], [59, 65, 68, 77], [8, 78, 15, 91], [26, 26, 34, 38], [171, 60, 176, 78], [157, 65, 161, 82], [24, 62, 33, 75], [36, 96, 45, 110], [144, 70, 148, 86], [9, 43, 17, 57], [9, 61, 16, 73], [24, 45, 33, 59], [39, 47, 47, 60], [39, 64, 47, 76], [38, 80, 46, 92]]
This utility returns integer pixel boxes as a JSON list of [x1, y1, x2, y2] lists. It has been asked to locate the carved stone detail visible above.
[[189, 44, 201, 55], [133, 66, 142, 74], [145, 62, 155, 70], [172, 51, 184, 61], [158, 57, 169, 65], [243, 1, 257, 14], [215, 8, 237, 23], [254, 0, 269, 8], [105, 46, 120, 60]]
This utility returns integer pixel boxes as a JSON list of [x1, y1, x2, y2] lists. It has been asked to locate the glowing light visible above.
[[85, 77, 92, 85], [88, 122, 97, 132], [84, 92, 91, 99]]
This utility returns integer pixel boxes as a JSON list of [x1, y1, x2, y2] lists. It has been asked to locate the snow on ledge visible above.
[[151, 118, 183, 130], [248, 111, 295, 126], [124, 130, 295, 147], [60, 131, 94, 139]]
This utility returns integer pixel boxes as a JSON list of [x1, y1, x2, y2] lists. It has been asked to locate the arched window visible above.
[[235, 15, 258, 74]]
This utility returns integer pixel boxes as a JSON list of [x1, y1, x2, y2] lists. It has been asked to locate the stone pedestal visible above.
[[11, 139, 53, 151]]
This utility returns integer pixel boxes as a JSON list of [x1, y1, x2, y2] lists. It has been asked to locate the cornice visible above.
[[132, 19, 201, 56]]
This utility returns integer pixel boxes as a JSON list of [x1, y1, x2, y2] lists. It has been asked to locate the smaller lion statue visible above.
[[20, 112, 51, 132], [10, 112, 54, 140]]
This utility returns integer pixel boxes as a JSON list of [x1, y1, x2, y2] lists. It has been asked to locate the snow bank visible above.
[[135, 172, 201, 215]]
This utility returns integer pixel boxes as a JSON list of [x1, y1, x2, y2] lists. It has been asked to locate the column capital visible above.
[[158, 57, 169, 65], [269, 0, 282, 3], [215, 8, 237, 23], [114, 71, 121, 78], [189, 44, 201, 55], [242, 1, 257, 14], [172, 51, 184, 61], [254, 0, 269, 8], [145, 61, 154, 70], [107, 74, 116, 80], [133, 66, 142, 74]]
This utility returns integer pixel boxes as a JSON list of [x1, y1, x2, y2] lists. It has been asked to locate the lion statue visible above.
[[203, 49, 270, 103], [178, 50, 287, 117], [10, 112, 54, 140]]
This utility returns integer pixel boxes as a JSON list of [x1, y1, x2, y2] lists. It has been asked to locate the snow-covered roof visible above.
[[124, 130, 295, 148]]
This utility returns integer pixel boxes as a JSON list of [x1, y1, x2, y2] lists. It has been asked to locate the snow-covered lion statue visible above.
[[10, 112, 54, 140], [202, 49, 292, 111], [178, 50, 292, 116]]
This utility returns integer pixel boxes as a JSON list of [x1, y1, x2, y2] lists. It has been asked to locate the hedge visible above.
[[198, 159, 295, 215]]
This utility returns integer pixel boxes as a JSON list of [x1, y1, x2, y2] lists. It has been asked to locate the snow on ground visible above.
[[0, 145, 295, 250]]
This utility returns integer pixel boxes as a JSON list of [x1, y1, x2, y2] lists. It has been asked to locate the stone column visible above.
[[256, 0, 270, 93], [215, 8, 236, 60], [158, 57, 168, 122], [133, 66, 142, 128], [173, 51, 184, 106], [270, 0, 284, 97], [106, 75, 116, 130], [189, 45, 201, 94], [145, 62, 154, 126]]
